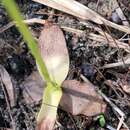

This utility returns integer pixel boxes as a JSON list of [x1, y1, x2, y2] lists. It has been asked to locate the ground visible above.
[[0, 0, 130, 130]]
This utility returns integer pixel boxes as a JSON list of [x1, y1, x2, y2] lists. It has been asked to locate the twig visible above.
[[1, 18, 130, 52], [80, 74, 126, 118], [0, 22, 14, 33], [81, 74, 130, 130], [23, 18, 46, 25], [117, 116, 124, 130], [114, 0, 129, 27], [98, 90, 125, 118], [122, 121, 130, 130], [61, 26, 130, 53], [106, 125, 116, 130], [101, 57, 130, 69]]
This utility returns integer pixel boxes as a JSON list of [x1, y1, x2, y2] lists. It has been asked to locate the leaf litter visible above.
[[0, 0, 130, 130]]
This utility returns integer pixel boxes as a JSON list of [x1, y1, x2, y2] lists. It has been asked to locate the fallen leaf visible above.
[[22, 71, 106, 116], [21, 71, 45, 104], [0, 65, 15, 107], [61, 80, 106, 116], [120, 81, 130, 94]]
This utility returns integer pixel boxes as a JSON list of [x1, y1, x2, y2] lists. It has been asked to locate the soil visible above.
[[0, 0, 130, 130]]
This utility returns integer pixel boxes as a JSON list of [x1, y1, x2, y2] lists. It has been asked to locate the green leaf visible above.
[[99, 115, 106, 127]]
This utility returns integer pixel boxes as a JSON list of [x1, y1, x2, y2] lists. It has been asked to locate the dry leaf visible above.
[[21, 71, 45, 104], [22, 71, 106, 116], [122, 84, 130, 94], [0, 65, 15, 107], [61, 80, 106, 116], [119, 80, 130, 94]]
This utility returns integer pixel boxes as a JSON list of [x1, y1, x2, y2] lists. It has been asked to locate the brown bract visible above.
[[38, 22, 69, 85]]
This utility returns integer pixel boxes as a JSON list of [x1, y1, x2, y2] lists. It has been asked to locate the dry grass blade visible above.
[[32, 0, 103, 24], [32, 0, 130, 34], [101, 57, 130, 69], [1, 18, 129, 52], [0, 65, 15, 107], [24, 19, 130, 52], [88, 33, 130, 52], [61, 26, 130, 52], [23, 18, 46, 25], [0, 22, 14, 34], [114, 0, 129, 26]]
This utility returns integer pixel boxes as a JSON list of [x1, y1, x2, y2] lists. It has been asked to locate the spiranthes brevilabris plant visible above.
[[2, 0, 69, 130]]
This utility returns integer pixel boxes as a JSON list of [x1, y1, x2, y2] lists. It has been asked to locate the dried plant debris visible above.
[[0, 0, 130, 129], [61, 80, 106, 116], [0, 65, 15, 107], [33, 0, 130, 34], [21, 71, 45, 104], [0, 128, 12, 130]]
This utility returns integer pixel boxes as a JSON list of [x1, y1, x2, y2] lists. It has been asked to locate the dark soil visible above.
[[0, 0, 130, 130]]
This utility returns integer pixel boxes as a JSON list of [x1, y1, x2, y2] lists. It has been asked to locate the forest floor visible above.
[[0, 0, 130, 130]]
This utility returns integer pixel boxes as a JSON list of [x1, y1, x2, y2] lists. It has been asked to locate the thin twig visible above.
[[117, 116, 124, 130], [114, 0, 129, 26], [1, 18, 130, 52], [0, 22, 14, 33], [101, 57, 130, 69], [80, 74, 126, 118]]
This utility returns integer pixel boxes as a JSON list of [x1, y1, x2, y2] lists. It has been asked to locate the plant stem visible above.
[[2, 0, 51, 82]]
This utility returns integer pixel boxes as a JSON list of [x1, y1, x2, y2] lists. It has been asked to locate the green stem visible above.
[[2, 0, 63, 125], [2, 0, 51, 82], [37, 82, 62, 122]]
